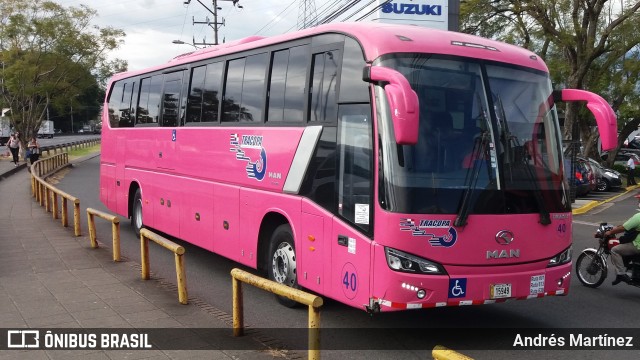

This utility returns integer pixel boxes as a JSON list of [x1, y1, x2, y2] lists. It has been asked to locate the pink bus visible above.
[[100, 23, 616, 312]]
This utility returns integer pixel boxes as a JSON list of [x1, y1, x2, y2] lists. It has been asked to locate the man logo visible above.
[[495, 230, 514, 245]]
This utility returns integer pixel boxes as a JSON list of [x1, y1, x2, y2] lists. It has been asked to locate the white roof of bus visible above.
[[110, 22, 548, 82]]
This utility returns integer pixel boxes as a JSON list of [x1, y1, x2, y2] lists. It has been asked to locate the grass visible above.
[[42, 144, 101, 160], [68, 144, 101, 157]]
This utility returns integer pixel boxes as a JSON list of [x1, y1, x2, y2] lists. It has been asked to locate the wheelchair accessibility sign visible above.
[[448, 278, 467, 298]]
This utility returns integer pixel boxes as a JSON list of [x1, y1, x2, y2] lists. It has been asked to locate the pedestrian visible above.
[[627, 156, 637, 186], [27, 136, 40, 165], [5, 132, 21, 166]]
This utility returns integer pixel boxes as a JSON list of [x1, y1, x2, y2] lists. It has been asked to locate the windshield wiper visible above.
[[454, 131, 492, 227], [495, 95, 550, 226], [510, 135, 551, 225]]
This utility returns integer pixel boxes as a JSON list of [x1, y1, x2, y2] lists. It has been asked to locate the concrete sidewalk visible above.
[[0, 152, 281, 358]]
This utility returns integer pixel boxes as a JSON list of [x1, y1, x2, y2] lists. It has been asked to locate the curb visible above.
[[0, 162, 27, 180], [572, 184, 639, 215]]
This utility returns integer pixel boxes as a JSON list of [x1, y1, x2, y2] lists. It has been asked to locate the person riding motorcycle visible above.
[[602, 194, 640, 285]]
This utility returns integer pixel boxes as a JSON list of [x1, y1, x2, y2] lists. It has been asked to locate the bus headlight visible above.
[[385, 247, 446, 274], [547, 246, 572, 267]]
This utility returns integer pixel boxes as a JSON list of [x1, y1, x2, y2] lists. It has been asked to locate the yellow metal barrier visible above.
[[230, 268, 323, 360], [432, 345, 474, 360], [140, 228, 188, 304], [30, 153, 82, 236], [87, 208, 121, 262]]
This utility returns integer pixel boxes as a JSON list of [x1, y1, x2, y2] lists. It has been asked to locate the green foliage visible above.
[[0, 0, 126, 142], [613, 164, 628, 175], [460, 0, 640, 159]]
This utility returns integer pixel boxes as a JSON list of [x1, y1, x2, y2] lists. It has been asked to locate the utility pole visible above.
[[183, 0, 242, 46], [297, 0, 317, 30]]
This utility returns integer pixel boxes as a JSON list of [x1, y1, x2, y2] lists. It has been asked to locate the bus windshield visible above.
[[377, 54, 569, 215]]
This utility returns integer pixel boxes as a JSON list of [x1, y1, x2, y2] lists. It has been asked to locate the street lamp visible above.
[[172, 40, 198, 49]]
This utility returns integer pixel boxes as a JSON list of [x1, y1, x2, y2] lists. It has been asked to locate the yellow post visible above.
[[139, 229, 187, 304], [52, 192, 59, 220], [39, 182, 43, 204], [61, 198, 69, 227], [232, 277, 244, 337], [309, 305, 321, 360], [432, 345, 474, 360], [140, 234, 150, 280], [45, 187, 50, 210], [229, 268, 323, 358], [112, 220, 121, 262], [175, 253, 188, 304], [73, 200, 81, 236], [88, 212, 98, 248], [86, 208, 121, 261]]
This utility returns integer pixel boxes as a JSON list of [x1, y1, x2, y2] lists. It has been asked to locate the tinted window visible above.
[[222, 58, 246, 122], [118, 81, 136, 127], [300, 127, 337, 212], [242, 53, 268, 122], [268, 50, 289, 122], [108, 81, 124, 127], [161, 72, 184, 127], [268, 45, 309, 123], [338, 104, 372, 233], [137, 77, 151, 124], [148, 75, 163, 124], [284, 45, 309, 121], [186, 66, 206, 123], [339, 37, 369, 103], [203, 62, 223, 122], [310, 50, 339, 122], [137, 75, 162, 125]]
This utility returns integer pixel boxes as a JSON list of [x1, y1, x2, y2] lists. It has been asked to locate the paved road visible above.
[[0, 156, 284, 358], [46, 155, 640, 360]]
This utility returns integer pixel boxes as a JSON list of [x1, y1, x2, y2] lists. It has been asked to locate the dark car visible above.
[[581, 157, 622, 192]]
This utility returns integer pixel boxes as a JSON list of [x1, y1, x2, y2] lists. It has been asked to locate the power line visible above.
[[254, 0, 298, 35]]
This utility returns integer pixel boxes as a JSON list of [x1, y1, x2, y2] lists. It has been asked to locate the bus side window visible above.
[[309, 49, 340, 123], [161, 71, 185, 127], [108, 81, 124, 128], [268, 45, 309, 123], [337, 104, 372, 233]]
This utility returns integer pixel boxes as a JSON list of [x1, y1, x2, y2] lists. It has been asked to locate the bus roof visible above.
[[111, 23, 548, 81]]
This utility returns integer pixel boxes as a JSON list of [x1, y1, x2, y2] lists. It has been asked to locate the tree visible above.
[[461, 0, 640, 160], [0, 0, 126, 143]]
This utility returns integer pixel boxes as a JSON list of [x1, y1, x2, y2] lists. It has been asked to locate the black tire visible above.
[[575, 249, 607, 288], [596, 178, 610, 192], [267, 224, 299, 308], [131, 188, 143, 237]]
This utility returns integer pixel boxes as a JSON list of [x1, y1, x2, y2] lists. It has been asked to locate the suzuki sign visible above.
[[372, 0, 450, 30]]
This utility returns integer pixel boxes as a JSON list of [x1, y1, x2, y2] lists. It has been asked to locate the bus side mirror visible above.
[[554, 89, 617, 151], [364, 66, 419, 145]]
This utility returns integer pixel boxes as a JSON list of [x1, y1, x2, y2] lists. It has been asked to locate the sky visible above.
[[59, 0, 376, 72]]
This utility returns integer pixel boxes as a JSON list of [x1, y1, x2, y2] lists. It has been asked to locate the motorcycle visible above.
[[575, 222, 640, 288]]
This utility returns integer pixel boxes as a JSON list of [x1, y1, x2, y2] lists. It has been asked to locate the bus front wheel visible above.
[[131, 188, 143, 237], [267, 224, 299, 308]]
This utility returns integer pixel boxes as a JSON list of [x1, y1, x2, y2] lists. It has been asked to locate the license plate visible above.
[[490, 283, 512, 299]]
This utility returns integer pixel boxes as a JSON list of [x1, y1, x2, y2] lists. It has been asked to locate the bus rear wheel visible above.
[[131, 188, 143, 237], [267, 224, 299, 308]]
